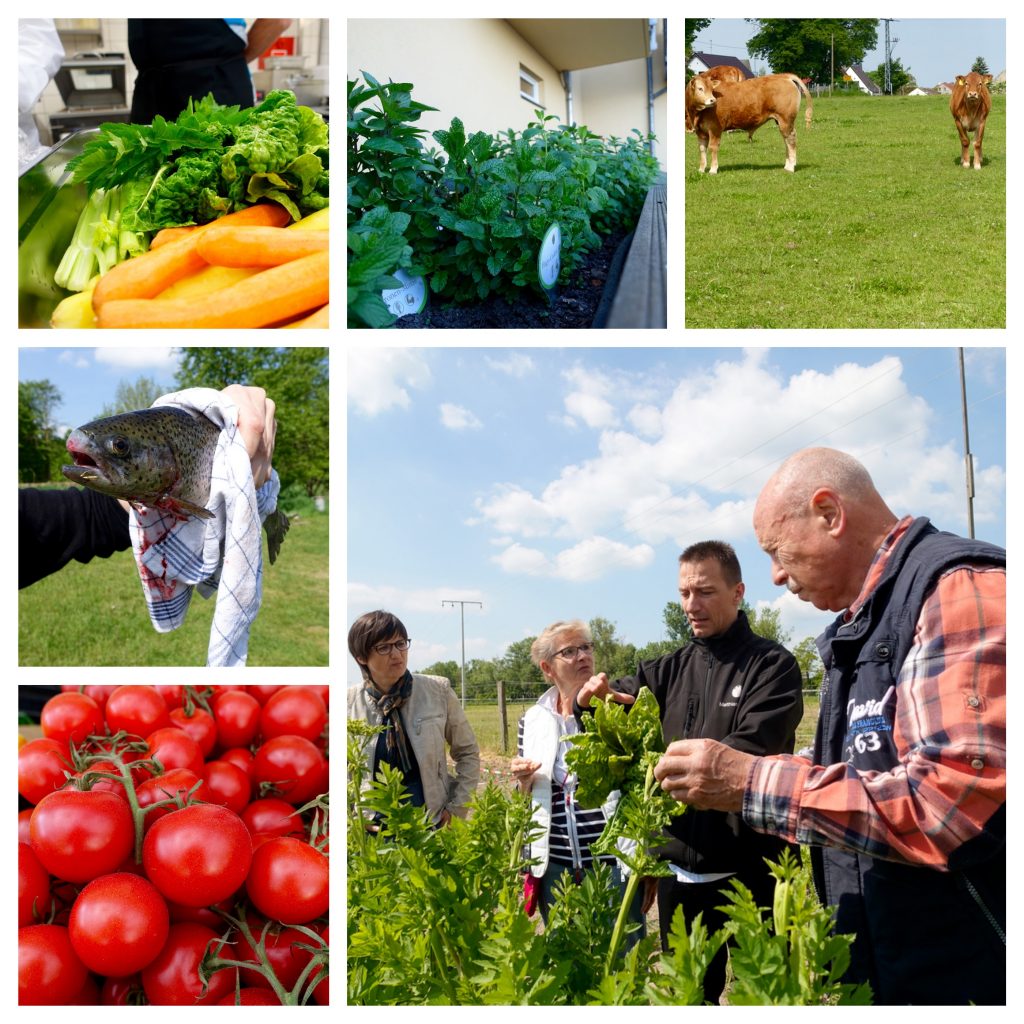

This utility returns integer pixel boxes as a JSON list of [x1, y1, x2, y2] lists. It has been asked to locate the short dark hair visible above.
[[678, 540, 742, 586], [348, 610, 408, 665]]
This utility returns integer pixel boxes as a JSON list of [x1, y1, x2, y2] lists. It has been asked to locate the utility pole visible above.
[[882, 19, 899, 94], [958, 348, 976, 538], [442, 599, 482, 707]]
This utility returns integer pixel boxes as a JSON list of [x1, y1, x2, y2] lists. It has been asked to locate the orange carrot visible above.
[[196, 227, 329, 268], [150, 226, 198, 249], [96, 251, 329, 329], [281, 304, 329, 328], [93, 204, 292, 309]]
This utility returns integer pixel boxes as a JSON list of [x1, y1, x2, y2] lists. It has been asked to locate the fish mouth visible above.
[[63, 435, 107, 483]]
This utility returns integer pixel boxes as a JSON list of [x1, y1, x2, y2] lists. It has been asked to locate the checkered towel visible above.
[[127, 387, 279, 667]]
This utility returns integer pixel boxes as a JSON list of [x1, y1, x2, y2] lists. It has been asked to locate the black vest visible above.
[[813, 518, 1005, 1005]]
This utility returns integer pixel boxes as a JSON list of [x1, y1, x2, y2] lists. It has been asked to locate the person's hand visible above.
[[654, 738, 755, 812], [576, 672, 635, 709], [437, 808, 453, 828], [509, 757, 542, 791], [223, 384, 277, 488]]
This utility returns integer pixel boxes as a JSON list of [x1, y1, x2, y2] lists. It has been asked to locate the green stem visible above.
[[606, 866, 642, 974]]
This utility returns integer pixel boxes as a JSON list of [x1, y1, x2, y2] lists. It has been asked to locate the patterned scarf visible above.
[[364, 670, 415, 774]]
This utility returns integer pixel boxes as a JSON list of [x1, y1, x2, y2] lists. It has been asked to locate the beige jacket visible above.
[[348, 674, 481, 824]]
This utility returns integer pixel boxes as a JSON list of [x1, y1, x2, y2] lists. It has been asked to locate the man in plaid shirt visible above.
[[655, 447, 1005, 1005]]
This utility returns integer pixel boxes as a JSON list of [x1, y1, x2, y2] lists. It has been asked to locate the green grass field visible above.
[[685, 93, 1005, 328], [19, 508, 328, 666]]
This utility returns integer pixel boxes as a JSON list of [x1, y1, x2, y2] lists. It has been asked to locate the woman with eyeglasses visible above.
[[348, 609, 480, 827], [510, 620, 646, 937]]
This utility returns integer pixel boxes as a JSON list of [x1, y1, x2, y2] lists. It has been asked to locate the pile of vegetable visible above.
[[51, 91, 329, 329], [18, 684, 329, 1005]]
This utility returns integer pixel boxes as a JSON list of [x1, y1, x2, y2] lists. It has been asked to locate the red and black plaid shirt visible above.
[[745, 516, 1005, 869]]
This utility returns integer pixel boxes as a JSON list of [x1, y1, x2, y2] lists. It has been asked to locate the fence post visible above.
[[498, 679, 508, 754]]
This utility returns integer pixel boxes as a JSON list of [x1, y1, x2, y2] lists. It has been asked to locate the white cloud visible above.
[[472, 350, 1004, 570], [440, 402, 482, 430], [485, 353, 535, 378], [58, 350, 90, 369], [347, 349, 431, 416], [347, 582, 484, 615], [492, 536, 654, 582], [93, 348, 179, 371]]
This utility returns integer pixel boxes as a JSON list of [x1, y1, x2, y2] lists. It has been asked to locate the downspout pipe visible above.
[[561, 70, 573, 125]]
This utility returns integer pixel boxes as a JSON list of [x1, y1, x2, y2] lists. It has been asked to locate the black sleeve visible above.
[[725, 649, 804, 756], [19, 487, 132, 589]]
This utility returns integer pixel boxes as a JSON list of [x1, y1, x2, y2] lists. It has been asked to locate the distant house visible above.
[[688, 52, 753, 78], [907, 87, 939, 96], [842, 65, 881, 95], [936, 82, 956, 95]]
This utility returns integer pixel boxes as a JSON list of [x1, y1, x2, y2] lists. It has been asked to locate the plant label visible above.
[[382, 269, 427, 318], [538, 222, 561, 292]]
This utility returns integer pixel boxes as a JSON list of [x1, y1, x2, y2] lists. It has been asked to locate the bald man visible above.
[[654, 447, 1005, 1005]]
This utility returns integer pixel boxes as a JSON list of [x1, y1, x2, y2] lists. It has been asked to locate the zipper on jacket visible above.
[[564, 787, 585, 874], [964, 875, 1006, 944]]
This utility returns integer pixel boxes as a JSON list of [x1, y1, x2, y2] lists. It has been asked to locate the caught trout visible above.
[[62, 407, 289, 563]]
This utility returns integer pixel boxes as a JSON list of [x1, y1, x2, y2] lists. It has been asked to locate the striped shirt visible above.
[[518, 714, 613, 869], [746, 516, 1005, 869]]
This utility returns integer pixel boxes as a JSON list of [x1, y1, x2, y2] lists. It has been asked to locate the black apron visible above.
[[128, 19, 254, 122]]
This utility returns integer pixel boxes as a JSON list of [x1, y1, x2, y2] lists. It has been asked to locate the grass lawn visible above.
[[685, 93, 1005, 328], [19, 509, 328, 666]]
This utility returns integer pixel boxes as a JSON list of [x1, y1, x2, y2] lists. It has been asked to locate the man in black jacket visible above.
[[576, 540, 803, 1004]]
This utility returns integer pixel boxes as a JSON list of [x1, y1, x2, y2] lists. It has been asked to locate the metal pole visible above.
[[958, 348, 976, 538], [442, 600, 483, 707]]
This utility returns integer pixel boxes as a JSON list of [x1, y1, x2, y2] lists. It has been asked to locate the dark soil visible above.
[[395, 227, 630, 329]]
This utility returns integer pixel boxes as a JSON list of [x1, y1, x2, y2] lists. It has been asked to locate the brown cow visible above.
[[685, 66, 746, 133], [686, 72, 813, 174], [950, 72, 993, 170]]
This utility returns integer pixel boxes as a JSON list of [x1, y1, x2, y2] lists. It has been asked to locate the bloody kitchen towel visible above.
[[127, 387, 279, 667]]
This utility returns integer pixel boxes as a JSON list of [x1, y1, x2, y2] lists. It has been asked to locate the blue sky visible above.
[[690, 18, 1006, 88], [19, 347, 182, 432], [347, 347, 1006, 684]]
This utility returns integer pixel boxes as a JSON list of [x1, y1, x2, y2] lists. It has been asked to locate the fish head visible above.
[[62, 411, 182, 504]]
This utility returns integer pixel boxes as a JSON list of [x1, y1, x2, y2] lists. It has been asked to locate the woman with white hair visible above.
[[511, 620, 646, 935]]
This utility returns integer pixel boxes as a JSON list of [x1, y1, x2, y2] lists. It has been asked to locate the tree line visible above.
[[18, 347, 329, 500], [416, 602, 825, 702]]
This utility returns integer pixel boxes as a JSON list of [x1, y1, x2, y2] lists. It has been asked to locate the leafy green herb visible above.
[[65, 90, 328, 231]]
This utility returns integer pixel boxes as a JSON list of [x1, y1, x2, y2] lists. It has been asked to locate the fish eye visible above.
[[107, 435, 131, 458]]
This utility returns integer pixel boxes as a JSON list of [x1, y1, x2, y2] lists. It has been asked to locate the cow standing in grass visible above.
[[685, 65, 746, 133], [686, 72, 813, 174], [950, 72, 992, 170]]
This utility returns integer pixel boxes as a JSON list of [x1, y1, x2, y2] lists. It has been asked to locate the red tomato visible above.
[[212, 690, 262, 748], [240, 797, 304, 838], [73, 758, 131, 802], [259, 686, 328, 743], [169, 705, 218, 757], [18, 808, 34, 844], [233, 914, 317, 990], [246, 837, 329, 924], [200, 759, 251, 814], [219, 746, 255, 777], [216, 988, 282, 1004], [153, 684, 185, 708], [143, 803, 252, 907], [100, 974, 145, 1005], [140, 922, 236, 1005], [69, 872, 170, 976], [251, 735, 326, 805], [18, 924, 89, 1005], [245, 684, 286, 705], [40, 692, 105, 750], [136, 768, 210, 831], [29, 789, 135, 884], [61, 685, 119, 711], [18, 738, 70, 805], [144, 726, 204, 775], [105, 685, 171, 737], [19, 843, 54, 927]]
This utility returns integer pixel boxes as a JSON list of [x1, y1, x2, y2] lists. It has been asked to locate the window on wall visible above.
[[519, 65, 542, 106]]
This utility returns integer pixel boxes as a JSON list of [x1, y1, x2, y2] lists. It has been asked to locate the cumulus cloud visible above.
[[347, 582, 484, 615], [486, 353, 536, 378], [440, 402, 483, 430], [93, 348, 179, 371], [348, 349, 432, 416], [474, 350, 1004, 577], [492, 536, 654, 582]]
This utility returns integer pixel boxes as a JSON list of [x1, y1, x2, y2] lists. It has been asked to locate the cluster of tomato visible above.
[[18, 684, 329, 1006]]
